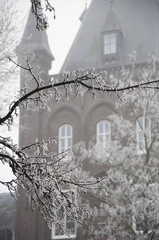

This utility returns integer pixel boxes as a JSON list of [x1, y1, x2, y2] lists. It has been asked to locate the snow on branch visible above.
[[30, 0, 55, 30], [1, 55, 159, 227], [0, 134, 105, 226], [1, 55, 159, 128]]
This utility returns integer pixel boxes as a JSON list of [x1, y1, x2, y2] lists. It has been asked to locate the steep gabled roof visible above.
[[16, 9, 54, 61], [60, 0, 159, 73]]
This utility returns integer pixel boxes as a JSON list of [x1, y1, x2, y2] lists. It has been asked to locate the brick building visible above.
[[15, 0, 159, 239]]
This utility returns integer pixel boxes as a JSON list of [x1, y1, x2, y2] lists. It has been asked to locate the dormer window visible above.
[[104, 33, 116, 55], [101, 3, 123, 63]]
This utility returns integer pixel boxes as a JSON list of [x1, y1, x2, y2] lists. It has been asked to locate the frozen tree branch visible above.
[[2, 56, 159, 127], [83, 60, 159, 239], [0, 134, 104, 226], [1, 54, 159, 228], [30, 0, 55, 30]]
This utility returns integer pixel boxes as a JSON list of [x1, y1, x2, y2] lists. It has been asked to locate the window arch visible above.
[[136, 116, 151, 153], [59, 124, 72, 160], [97, 120, 111, 155]]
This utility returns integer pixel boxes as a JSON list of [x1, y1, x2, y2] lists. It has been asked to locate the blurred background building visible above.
[[15, 0, 159, 239]]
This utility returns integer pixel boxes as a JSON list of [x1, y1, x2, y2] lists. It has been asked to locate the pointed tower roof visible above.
[[16, 8, 54, 61], [101, 3, 123, 33], [79, 3, 88, 22]]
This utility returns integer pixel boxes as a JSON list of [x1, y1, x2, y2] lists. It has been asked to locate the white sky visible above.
[[0, 0, 92, 192], [47, 0, 92, 74]]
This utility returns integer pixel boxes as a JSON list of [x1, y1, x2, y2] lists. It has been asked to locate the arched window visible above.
[[59, 124, 72, 160], [97, 120, 111, 155], [136, 116, 151, 153]]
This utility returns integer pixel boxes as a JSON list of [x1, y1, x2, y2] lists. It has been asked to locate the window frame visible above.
[[96, 120, 111, 157], [136, 116, 151, 154], [103, 32, 117, 55], [52, 190, 76, 239], [132, 183, 158, 235], [58, 124, 73, 161]]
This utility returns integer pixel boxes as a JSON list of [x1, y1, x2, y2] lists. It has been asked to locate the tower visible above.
[[15, 8, 54, 240], [15, 1, 159, 239]]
